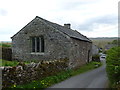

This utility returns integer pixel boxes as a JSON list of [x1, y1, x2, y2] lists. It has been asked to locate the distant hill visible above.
[[89, 37, 118, 48], [0, 41, 11, 43], [90, 37, 117, 41]]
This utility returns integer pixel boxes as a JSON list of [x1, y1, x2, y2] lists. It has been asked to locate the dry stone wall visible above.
[[2, 59, 68, 88], [2, 47, 12, 61]]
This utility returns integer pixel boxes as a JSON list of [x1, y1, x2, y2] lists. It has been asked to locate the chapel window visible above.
[[31, 36, 44, 52]]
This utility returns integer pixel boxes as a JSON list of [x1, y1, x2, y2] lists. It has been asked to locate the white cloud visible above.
[[0, 0, 119, 41], [80, 24, 118, 37]]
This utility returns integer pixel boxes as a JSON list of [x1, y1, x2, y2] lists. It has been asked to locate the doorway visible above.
[[87, 50, 90, 63]]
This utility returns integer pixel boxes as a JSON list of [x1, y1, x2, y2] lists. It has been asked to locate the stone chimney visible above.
[[64, 23, 71, 29]]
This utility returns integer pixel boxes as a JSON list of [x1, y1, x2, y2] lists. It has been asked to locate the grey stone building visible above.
[[11, 16, 92, 68], [92, 44, 99, 55]]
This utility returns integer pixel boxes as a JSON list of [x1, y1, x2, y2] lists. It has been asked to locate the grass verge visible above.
[[11, 61, 102, 89], [0, 59, 30, 66], [0, 59, 19, 66]]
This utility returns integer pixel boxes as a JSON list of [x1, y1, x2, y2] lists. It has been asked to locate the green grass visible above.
[[0, 59, 30, 67], [0, 59, 19, 66], [11, 61, 102, 89], [0, 59, 2, 67]]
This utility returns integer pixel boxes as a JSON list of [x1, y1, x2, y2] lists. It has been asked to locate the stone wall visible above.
[[2, 59, 68, 88], [2, 47, 12, 61], [12, 18, 71, 61], [92, 44, 99, 55], [68, 38, 92, 68]]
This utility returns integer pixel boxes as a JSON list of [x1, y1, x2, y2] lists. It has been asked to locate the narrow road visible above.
[[49, 58, 108, 88]]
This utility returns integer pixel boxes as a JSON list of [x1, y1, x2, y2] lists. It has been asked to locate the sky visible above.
[[0, 0, 119, 41]]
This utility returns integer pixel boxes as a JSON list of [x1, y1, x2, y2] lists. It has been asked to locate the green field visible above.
[[90, 37, 117, 48], [0, 42, 12, 47]]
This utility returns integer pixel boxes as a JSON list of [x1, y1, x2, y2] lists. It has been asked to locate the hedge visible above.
[[92, 54, 100, 62], [106, 46, 120, 88]]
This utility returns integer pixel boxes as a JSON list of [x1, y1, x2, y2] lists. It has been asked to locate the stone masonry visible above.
[[11, 16, 92, 68]]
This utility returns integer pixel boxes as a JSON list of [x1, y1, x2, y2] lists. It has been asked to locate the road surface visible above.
[[49, 58, 108, 88]]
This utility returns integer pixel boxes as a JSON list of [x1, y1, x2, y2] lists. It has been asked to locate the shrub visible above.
[[92, 54, 100, 62], [106, 46, 120, 88]]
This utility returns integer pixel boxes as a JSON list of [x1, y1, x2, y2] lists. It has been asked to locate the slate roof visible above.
[[12, 16, 92, 42], [36, 16, 92, 42]]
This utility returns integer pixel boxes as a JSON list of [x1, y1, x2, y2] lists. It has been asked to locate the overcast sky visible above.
[[0, 0, 119, 41]]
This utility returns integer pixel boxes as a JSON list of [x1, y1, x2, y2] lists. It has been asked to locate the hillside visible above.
[[89, 37, 118, 48]]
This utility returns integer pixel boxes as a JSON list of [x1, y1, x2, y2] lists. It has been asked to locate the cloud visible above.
[[0, 9, 8, 16], [79, 24, 118, 37], [0, 34, 12, 41], [78, 15, 117, 31], [57, 0, 100, 10], [0, 0, 119, 41]]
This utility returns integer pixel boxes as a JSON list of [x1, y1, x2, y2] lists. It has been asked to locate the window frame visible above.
[[30, 36, 44, 53]]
